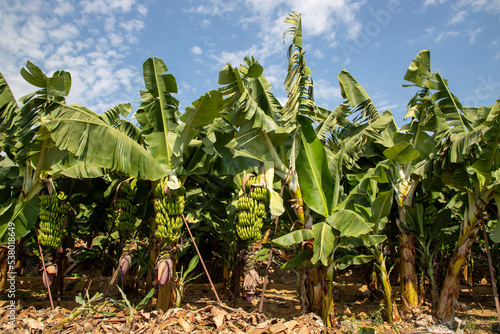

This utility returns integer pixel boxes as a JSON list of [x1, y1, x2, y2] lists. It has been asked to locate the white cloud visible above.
[[119, 19, 145, 33], [449, 10, 467, 24], [104, 16, 117, 33], [423, 0, 448, 7], [468, 27, 483, 43], [314, 79, 341, 103], [54, 0, 75, 16], [108, 32, 124, 47], [0, 0, 147, 112], [81, 0, 136, 14], [457, 0, 500, 12], [435, 30, 459, 42], [191, 46, 203, 55], [314, 49, 325, 59], [186, 0, 239, 15], [201, 19, 211, 27], [136, 4, 148, 16], [49, 23, 79, 41], [378, 102, 401, 112]]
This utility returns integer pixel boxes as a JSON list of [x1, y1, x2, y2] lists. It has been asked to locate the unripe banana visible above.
[[38, 192, 70, 249], [154, 177, 185, 244]]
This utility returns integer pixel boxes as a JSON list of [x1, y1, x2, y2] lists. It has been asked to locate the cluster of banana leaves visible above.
[[1, 11, 499, 326]]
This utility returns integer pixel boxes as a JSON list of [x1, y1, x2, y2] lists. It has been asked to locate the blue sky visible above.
[[1, 0, 499, 127]]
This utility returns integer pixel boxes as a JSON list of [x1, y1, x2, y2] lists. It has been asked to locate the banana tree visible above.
[[132, 56, 229, 310], [0, 62, 167, 301], [403, 51, 500, 319], [434, 100, 500, 320], [405, 183, 456, 307], [132, 56, 185, 310], [230, 22, 392, 327], [0, 63, 167, 242], [334, 168, 401, 322], [371, 50, 452, 313]]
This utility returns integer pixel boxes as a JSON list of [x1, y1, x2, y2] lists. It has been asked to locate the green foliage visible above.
[[111, 286, 155, 327], [1, 11, 500, 327], [296, 116, 334, 217]]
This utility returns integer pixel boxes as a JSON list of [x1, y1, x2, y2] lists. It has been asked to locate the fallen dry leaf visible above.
[[284, 319, 298, 334], [25, 317, 45, 331], [269, 321, 288, 333], [297, 326, 309, 334], [213, 313, 225, 329], [256, 319, 270, 329], [227, 321, 246, 334], [247, 328, 271, 334], [159, 317, 177, 330], [177, 317, 192, 332]]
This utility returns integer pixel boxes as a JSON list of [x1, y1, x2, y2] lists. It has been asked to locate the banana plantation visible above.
[[1, 12, 500, 333]]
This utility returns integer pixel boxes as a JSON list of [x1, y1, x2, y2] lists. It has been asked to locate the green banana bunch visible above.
[[422, 192, 438, 227], [236, 174, 270, 241], [114, 181, 138, 232], [38, 192, 71, 249], [154, 177, 185, 244]]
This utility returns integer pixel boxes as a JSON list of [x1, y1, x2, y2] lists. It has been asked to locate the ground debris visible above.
[[0, 303, 330, 334]]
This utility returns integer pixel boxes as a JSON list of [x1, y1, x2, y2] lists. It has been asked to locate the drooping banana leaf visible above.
[[42, 102, 166, 180], [310, 221, 335, 266]]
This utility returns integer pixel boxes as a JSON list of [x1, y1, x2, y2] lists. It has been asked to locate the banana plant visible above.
[[405, 184, 455, 307], [0, 63, 166, 243], [0, 62, 167, 301], [375, 50, 448, 313], [334, 169, 400, 322], [133, 57, 226, 311], [403, 51, 500, 320]]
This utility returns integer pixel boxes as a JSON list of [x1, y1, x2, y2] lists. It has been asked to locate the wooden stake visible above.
[[258, 180, 286, 313], [35, 229, 54, 310], [181, 213, 222, 305]]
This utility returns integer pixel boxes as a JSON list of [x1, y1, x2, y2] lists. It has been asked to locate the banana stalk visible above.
[[156, 251, 176, 311], [153, 176, 184, 311], [321, 262, 335, 328], [235, 173, 271, 302], [399, 228, 419, 312], [436, 189, 492, 320], [393, 168, 420, 313], [375, 249, 400, 322]]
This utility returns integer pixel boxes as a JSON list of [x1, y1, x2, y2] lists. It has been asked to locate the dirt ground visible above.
[[1, 258, 499, 333]]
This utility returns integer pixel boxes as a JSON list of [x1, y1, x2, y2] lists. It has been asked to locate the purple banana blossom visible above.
[[42, 264, 57, 290], [156, 257, 173, 286], [118, 254, 132, 278]]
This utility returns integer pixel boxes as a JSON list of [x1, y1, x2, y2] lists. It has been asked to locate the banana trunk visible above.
[[436, 189, 493, 321], [400, 229, 419, 311], [321, 263, 335, 328], [0, 246, 7, 290], [377, 250, 400, 322], [289, 179, 335, 324], [396, 201, 419, 312], [436, 199, 485, 320], [147, 217, 157, 293]]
